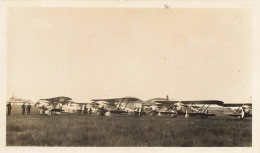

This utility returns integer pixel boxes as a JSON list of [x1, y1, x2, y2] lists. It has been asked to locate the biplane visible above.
[[145, 99, 224, 118], [34, 96, 85, 115], [91, 97, 145, 116], [222, 103, 252, 119]]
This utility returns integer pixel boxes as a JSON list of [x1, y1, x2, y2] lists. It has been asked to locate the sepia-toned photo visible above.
[[4, 6, 254, 148]]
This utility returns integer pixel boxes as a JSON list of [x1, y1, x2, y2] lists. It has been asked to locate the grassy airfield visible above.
[[6, 106, 251, 147]]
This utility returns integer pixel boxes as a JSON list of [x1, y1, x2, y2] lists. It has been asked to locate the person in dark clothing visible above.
[[7, 102, 12, 116], [83, 105, 87, 115], [88, 107, 92, 114], [26, 103, 31, 115], [42, 105, 45, 115], [22, 103, 26, 115]]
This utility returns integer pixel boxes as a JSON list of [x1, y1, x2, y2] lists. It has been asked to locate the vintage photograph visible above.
[[5, 7, 252, 147]]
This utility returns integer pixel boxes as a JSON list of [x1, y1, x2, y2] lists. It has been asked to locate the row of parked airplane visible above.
[[24, 96, 252, 119]]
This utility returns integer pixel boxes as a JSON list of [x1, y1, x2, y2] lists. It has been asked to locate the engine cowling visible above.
[[176, 106, 182, 112]]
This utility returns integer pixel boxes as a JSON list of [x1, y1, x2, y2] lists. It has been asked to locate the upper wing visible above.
[[92, 97, 142, 104], [222, 103, 252, 107], [91, 98, 120, 103], [40, 96, 72, 103], [148, 100, 223, 107], [179, 100, 224, 105], [151, 100, 179, 105]]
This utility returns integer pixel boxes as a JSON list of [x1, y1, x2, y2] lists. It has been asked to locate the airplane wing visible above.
[[92, 97, 142, 104], [188, 112, 216, 116], [159, 111, 176, 115], [222, 103, 252, 107], [150, 100, 223, 106], [151, 100, 179, 105], [92, 98, 120, 103], [110, 110, 127, 114], [179, 100, 224, 105], [40, 96, 72, 104]]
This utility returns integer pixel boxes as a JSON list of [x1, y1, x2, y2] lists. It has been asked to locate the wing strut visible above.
[[123, 98, 131, 110], [198, 104, 205, 112], [117, 98, 124, 110], [203, 104, 211, 113]]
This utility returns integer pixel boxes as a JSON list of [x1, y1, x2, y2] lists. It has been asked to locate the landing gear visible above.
[[185, 114, 190, 118], [97, 111, 103, 116], [185, 110, 189, 118], [46, 110, 52, 115], [105, 111, 112, 117], [238, 116, 244, 119], [171, 112, 177, 118]]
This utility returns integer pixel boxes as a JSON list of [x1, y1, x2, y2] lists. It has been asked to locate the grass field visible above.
[[6, 106, 252, 147]]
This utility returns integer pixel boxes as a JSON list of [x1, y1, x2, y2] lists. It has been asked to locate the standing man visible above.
[[7, 102, 12, 116], [27, 103, 31, 115], [22, 103, 26, 115], [83, 105, 87, 115], [42, 105, 45, 115]]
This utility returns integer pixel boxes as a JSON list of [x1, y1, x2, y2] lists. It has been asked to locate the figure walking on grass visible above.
[[22, 103, 26, 115], [7, 102, 12, 116], [27, 103, 31, 115]]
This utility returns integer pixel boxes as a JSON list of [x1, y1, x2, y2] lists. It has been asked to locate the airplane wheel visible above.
[[105, 112, 111, 117], [97, 112, 103, 116], [185, 114, 189, 118]]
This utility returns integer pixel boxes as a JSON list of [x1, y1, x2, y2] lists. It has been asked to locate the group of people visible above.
[[22, 103, 32, 115], [6, 102, 32, 115]]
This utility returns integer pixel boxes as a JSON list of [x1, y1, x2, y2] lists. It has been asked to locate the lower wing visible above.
[[188, 112, 216, 116]]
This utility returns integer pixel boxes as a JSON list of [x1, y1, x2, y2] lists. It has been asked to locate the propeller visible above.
[[241, 107, 245, 119]]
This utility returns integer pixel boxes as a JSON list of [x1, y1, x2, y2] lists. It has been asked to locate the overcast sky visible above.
[[7, 8, 252, 103]]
